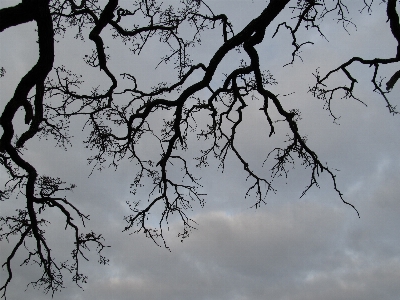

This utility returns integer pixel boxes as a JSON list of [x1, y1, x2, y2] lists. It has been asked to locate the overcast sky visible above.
[[1, 1, 400, 299]]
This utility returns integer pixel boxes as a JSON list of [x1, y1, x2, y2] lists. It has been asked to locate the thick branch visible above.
[[387, 0, 400, 57], [0, 1, 35, 32]]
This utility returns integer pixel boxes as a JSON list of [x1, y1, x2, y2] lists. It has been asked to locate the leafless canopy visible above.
[[0, 0, 398, 297]]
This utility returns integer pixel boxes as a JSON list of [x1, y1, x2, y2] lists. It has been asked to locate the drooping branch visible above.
[[309, 0, 400, 118], [2, 1, 395, 298], [0, 1, 108, 297]]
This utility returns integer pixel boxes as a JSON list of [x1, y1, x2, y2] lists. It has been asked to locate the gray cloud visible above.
[[1, 1, 400, 300]]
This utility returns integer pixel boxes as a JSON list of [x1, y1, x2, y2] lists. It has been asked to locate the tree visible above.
[[0, 0, 398, 298]]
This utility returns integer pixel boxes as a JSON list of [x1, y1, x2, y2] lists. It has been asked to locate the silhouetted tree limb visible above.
[[0, 0, 398, 298], [310, 1, 400, 118]]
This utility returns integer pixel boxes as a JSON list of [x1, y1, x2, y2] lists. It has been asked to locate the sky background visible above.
[[1, 0, 400, 299]]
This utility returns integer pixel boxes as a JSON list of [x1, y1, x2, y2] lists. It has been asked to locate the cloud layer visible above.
[[1, 1, 400, 299]]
